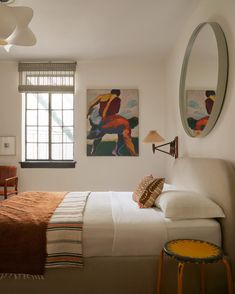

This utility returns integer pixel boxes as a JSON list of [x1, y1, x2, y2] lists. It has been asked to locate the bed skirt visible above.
[[0, 256, 228, 294]]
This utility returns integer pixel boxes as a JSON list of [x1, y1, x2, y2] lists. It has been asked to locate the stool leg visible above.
[[157, 250, 164, 294], [177, 262, 185, 294], [221, 257, 234, 294], [200, 263, 206, 294]]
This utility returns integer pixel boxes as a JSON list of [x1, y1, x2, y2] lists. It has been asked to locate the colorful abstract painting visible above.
[[186, 90, 216, 136], [87, 89, 139, 156]]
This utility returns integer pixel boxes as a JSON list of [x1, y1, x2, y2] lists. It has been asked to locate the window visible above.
[[19, 62, 76, 168]]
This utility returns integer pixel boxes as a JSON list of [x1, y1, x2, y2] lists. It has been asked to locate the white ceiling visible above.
[[0, 0, 200, 61]]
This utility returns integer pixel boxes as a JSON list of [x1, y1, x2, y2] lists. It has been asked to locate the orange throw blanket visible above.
[[0, 191, 66, 275]]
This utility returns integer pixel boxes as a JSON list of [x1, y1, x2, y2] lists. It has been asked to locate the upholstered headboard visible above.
[[171, 157, 235, 275]]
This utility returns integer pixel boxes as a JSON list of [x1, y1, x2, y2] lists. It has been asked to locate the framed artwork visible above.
[[186, 90, 216, 136], [0, 136, 16, 156], [87, 89, 139, 156]]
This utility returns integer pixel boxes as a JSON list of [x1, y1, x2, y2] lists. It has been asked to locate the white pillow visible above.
[[155, 190, 225, 219], [162, 183, 177, 192]]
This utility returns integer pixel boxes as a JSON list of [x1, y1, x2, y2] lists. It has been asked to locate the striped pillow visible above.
[[137, 178, 165, 208], [132, 175, 154, 202]]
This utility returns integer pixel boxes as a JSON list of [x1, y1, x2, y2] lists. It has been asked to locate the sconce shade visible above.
[[143, 130, 165, 143], [143, 130, 178, 159]]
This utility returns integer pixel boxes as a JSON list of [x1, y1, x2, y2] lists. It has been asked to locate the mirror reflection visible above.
[[186, 25, 218, 136], [180, 22, 228, 138]]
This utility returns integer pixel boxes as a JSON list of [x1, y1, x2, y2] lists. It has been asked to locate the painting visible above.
[[0, 136, 16, 156], [87, 89, 139, 156], [186, 90, 216, 136]]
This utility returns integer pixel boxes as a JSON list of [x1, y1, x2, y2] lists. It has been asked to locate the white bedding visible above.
[[83, 192, 221, 257]]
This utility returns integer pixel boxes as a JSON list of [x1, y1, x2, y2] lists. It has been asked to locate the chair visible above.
[[0, 166, 18, 199]]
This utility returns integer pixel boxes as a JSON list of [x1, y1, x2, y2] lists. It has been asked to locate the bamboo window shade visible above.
[[18, 62, 77, 93]]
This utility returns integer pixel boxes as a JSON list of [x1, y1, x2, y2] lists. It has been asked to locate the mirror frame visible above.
[[179, 22, 228, 137]]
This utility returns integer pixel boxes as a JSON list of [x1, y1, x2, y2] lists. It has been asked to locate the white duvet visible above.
[[82, 192, 221, 257]]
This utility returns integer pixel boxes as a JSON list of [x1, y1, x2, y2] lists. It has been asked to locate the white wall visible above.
[[3, 0, 232, 192], [165, 0, 235, 165], [0, 59, 168, 191]]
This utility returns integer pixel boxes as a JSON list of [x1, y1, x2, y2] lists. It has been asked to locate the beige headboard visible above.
[[171, 157, 235, 275]]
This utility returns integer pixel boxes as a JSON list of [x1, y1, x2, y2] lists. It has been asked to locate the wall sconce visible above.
[[143, 130, 178, 158]]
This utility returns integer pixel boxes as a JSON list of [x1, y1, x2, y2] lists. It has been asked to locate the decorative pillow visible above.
[[155, 191, 225, 219], [132, 175, 154, 202], [136, 177, 165, 208]]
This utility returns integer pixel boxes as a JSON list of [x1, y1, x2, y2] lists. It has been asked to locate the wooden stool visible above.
[[157, 239, 234, 294]]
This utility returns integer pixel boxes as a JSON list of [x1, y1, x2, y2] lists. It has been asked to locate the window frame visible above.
[[20, 92, 76, 168]]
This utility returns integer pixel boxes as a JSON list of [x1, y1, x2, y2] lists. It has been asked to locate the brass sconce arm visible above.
[[152, 136, 178, 158]]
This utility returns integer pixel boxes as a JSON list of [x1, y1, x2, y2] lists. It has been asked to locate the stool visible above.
[[157, 239, 234, 294]]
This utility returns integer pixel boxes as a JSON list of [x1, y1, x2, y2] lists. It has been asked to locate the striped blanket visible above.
[[46, 191, 90, 268]]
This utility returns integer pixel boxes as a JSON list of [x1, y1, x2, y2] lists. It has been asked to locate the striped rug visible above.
[[46, 191, 90, 268]]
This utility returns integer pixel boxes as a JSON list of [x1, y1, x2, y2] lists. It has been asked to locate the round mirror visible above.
[[179, 22, 228, 137]]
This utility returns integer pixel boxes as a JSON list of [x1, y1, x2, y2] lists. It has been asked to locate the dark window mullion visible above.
[[49, 93, 52, 160], [25, 93, 27, 160], [37, 93, 39, 160], [73, 93, 75, 159], [24, 91, 74, 163], [62, 93, 64, 160]]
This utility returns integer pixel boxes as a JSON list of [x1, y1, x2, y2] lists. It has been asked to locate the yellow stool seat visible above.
[[164, 239, 223, 263], [157, 239, 234, 294]]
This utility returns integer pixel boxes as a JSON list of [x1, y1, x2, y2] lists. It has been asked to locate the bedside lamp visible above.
[[143, 130, 178, 159]]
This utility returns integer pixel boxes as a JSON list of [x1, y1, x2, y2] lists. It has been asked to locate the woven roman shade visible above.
[[18, 62, 77, 93]]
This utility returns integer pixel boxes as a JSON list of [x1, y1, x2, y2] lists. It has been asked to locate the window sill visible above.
[[20, 161, 77, 168]]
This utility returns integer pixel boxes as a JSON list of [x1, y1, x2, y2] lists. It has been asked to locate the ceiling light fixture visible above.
[[0, 0, 36, 48]]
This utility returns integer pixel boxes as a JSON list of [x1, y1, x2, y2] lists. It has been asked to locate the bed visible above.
[[0, 157, 234, 294]]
